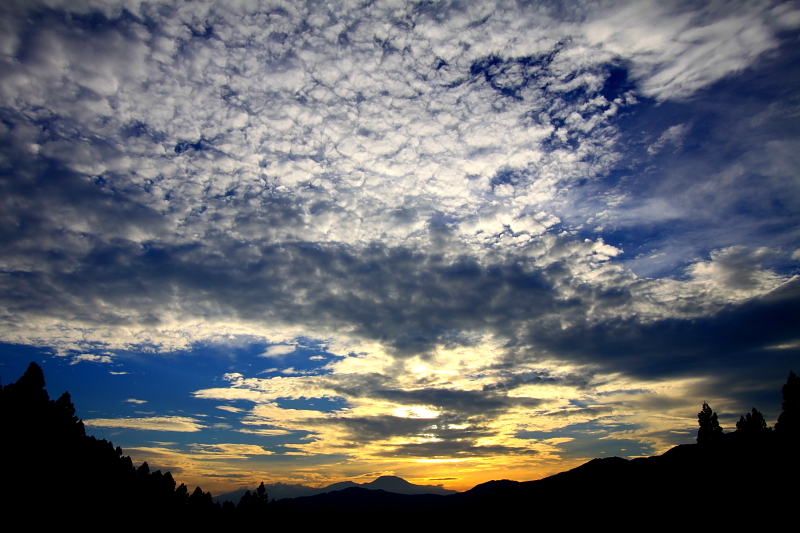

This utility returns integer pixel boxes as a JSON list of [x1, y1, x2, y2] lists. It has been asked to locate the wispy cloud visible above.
[[84, 416, 206, 433], [216, 405, 244, 413]]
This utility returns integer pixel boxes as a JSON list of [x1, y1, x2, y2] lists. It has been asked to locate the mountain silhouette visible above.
[[215, 474, 455, 503], [269, 442, 797, 528], [362, 475, 456, 495]]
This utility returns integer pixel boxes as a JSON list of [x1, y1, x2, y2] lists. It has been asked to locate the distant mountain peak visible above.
[[367, 475, 413, 486], [364, 475, 455, 495]]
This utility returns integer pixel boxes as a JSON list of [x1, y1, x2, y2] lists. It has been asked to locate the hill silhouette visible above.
[[2, 363, 797, 528]]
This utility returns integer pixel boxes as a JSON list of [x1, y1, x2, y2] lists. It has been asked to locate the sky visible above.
[[1, 0, 799, 494]]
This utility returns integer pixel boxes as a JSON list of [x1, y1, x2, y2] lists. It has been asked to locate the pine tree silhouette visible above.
[[736, 407, 769, 435], [0, 363, 226, 526], [775, 371, 799, 439], [697, 402, 723, 444]]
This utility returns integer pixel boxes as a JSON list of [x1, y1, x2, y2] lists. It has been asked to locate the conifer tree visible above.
[[736, 407, 769, 434], [775, 371, 799, 438], [697, 402, 723, 444]]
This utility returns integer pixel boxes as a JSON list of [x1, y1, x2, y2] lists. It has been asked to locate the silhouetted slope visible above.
[[268, 437, 797, 528], [437, 478, 519, 506], [470, 439, 798, 528], [0, 363, 222, 526]]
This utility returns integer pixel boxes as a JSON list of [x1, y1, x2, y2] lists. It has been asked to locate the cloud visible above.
[[0, 0, 798, 483], [236, 428, 291, 436], [192, 387, 274, 403], [583, 0, 793, 101], [124, 398, 147, 404], [84, 416, 206, 432], [0, 0, 794, 358], [70, 354, 113, 365], [216, 405, 245, 413], [379, 440, 540, 459], [685, 246, 785, 298], [192, 353, 693, 461], [189, 443, 274, 457], [647, 123, 690, 155], [260, 345, 297, 358]]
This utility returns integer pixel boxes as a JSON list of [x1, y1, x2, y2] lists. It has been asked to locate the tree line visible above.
[[697, 371, 799, 444], [0, 362, 274, 526]]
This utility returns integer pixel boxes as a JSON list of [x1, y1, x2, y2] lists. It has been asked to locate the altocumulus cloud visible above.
[[1, 0, 800, 487]]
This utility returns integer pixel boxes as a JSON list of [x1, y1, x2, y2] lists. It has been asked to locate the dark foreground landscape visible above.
[[2, 362, 797, 528]]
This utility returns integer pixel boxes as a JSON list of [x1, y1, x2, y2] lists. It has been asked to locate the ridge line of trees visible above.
[[0, 362, 274, 526], [698, 371, 799, 444]]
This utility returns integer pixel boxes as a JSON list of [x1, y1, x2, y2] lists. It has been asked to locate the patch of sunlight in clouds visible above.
[[190, 354, 715, 470]]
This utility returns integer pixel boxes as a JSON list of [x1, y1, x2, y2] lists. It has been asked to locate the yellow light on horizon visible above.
[[414, 458, 471, 463]]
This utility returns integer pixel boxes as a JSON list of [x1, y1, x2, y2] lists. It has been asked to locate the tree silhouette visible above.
[[53, 392, 86, 439], [0, 362, 227, 526], [236, 481, 272, 523], [736, 408, 765, 432], [735, 407, 769, 435], [697, 402, 723, 444], [774, 371, 798, 438]]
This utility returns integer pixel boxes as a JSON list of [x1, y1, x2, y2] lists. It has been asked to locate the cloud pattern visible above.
[[1, 0, 799, 489]]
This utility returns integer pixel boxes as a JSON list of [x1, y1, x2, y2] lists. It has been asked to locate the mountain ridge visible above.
[[269, 440, 798, 528], [213, 474, 457, 503]]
